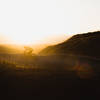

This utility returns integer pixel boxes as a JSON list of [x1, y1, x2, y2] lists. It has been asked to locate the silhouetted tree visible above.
[[24, 46, 34, 56]]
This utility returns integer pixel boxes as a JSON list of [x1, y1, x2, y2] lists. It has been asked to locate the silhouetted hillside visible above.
[[39, 31, 100, 58]]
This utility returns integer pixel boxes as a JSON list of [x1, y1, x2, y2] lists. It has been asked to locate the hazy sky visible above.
[[0, 0, 100, 44]]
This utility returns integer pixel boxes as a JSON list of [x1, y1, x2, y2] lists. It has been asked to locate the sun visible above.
[[3, 32, 68, 45], [4, 32, 44, 45]]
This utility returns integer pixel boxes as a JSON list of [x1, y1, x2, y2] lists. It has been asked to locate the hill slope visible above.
[[0, 45, 23, 54], [39, 31, 100, 58]]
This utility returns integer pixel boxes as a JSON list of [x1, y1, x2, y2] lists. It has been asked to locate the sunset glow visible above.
[[0, 0, 100, 44]]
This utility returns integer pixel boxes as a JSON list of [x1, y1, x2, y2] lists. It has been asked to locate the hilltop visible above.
[[39, 31, 100, 58]]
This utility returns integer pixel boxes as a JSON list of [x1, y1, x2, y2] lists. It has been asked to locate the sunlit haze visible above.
[[0, 0, 100, 45]]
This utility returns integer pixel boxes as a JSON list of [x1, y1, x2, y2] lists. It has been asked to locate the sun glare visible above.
[[0, 0, 100, 45], [5, 32, 44, 45], [4, 32, 68, 45]]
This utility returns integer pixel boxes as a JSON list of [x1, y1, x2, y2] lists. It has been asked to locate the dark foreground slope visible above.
[[0, 56, 100, 100], [40, 31, 100, 58]]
